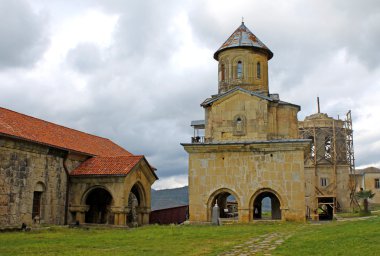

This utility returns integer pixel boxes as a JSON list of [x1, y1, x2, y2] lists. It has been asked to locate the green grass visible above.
[[274, 217, 380, 255], [0, 217, 379, 256]]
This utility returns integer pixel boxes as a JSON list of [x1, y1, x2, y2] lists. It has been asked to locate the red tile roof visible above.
[[0, 107, 131, 156], [70, 155, 148, 176]]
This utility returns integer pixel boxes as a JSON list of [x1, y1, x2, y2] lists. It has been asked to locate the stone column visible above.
[[138, 207, 151, 225], [239, 208, 250, 223], [69, 205, 89, 224], [111, 206, 128, 226]]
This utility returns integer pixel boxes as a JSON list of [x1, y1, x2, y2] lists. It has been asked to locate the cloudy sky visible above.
[[1, 0, 379, 189]]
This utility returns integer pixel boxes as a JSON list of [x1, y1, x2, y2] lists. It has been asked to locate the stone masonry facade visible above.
[[0, 106, 157, 228], [0, 137, 81, 226]]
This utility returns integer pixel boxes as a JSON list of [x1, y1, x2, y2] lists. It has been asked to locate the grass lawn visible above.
[[0, 217, 379, 256]]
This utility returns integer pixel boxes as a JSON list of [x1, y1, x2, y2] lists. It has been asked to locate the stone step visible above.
[[218, 217, 238, 225]]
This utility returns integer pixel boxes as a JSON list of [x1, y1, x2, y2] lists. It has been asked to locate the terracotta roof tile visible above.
[[0, 107, 131, 156], [70, 155, 144, 176]]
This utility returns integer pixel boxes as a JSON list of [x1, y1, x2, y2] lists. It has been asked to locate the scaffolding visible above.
[[344, 111, 360, 208], [299, 108, 356, 218]]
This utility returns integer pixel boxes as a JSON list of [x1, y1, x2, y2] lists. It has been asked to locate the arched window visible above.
[[221, 64, 225, 81], [233, 115, 246, 135], [257, 62, 261, 79], [237, 61, 243, 79]]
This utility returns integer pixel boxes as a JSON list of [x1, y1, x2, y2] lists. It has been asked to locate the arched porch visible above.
[[84, 186, 114, 224], [251, 188, 282, 220], [207, 188, 240, 222]]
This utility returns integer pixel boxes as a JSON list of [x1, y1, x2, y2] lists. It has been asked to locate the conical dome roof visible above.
[[214, 22, 273, 60]]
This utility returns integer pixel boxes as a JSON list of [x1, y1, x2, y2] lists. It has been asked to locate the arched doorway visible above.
[[85, 187, 113, 224], [252, 190, 281, 220], [208, 189, 239, 221], [127, 183, 146, 227]]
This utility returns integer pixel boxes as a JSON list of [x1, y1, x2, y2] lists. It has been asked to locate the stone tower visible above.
[[215, 22, 273, 95], [182, 22, 310, 223], [299, 110, 353, 220]]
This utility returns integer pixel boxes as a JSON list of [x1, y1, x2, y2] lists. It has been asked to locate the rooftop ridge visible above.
[[0, 106, 132, 156], [0, 107, 110, 141]]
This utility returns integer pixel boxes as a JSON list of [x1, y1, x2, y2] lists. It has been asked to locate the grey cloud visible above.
[[0, 0, 48, 69], [1, 0, 380, 185], [66, 43, 103, 73]]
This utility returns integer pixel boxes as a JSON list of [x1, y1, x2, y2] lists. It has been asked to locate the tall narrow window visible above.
[[221, 64, 225, 81], [219, 64, 226, 81], [257, 62, 261, 79], [236, 117, 242, 132], [32, 191, 42, 219], [237, 61, 243, 79]]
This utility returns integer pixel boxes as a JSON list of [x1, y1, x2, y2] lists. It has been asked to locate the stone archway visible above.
[[84, 187, 113, 224], [252, 189, 282, 220], [207, 188, 239, 222], [127, 182, 147, 227]]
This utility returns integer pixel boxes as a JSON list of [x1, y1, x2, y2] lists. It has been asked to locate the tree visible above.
[[355, 189, 375, 213]]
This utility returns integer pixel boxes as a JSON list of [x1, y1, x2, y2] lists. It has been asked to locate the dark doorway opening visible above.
[[85, 188, 113, 224], [127, 184, 144, 227], [32, 191, 42, 219], [318, 197, 334, 221], [253, 191, 281, 220]]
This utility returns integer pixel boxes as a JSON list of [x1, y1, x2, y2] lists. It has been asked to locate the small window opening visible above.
[[257, 62, 261, 79], [235, 117, 243, 134], [320, 178, 328, 187], [237, 61, 243, 79]]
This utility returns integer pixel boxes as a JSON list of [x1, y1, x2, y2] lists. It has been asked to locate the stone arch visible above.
[[207, 188, 240, 222], [82, 186, 114, 224], [250, 188, 283, 220], [34, 181, 45, 192], [127, 182, 148, 227]]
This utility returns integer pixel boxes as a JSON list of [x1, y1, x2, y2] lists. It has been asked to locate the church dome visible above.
[[214, 22, 273, 61]]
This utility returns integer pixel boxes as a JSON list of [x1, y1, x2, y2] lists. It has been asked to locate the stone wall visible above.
[[304, 165, 351, 213], [185, 141, 308, 222], [358, 172, 380, 204], [204, 91, 299, 143], [0, 136, 82, 227]]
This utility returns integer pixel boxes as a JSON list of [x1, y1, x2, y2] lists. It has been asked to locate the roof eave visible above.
[[0, 132, 95, 157], [214, 46, 273, 61]]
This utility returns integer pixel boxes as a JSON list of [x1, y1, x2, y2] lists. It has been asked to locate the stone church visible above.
[[182, 22, 352, 222], [0, 107, 158, 228]]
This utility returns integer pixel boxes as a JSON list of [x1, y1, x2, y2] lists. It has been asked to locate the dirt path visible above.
[[218, 232, 292, 256]]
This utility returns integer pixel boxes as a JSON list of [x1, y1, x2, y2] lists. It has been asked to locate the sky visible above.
[[1, 0, 380, 189]]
